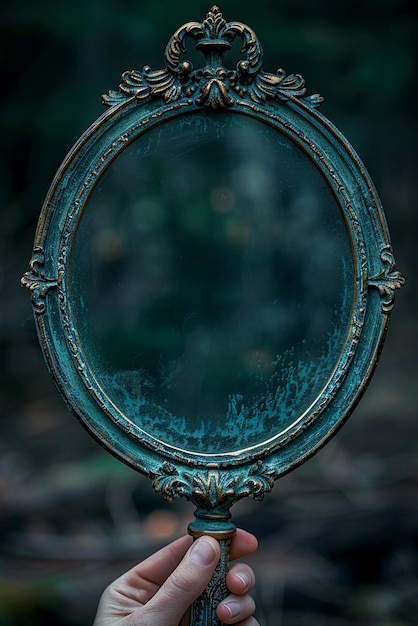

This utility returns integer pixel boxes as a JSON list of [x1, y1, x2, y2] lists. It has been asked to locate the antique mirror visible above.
[[22, 7, 404, 624]]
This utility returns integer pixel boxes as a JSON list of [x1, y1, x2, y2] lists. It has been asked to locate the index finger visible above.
[[230, 528, 258, 561]]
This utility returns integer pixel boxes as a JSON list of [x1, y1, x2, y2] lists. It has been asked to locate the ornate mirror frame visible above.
[[22, 7, 404, 624]]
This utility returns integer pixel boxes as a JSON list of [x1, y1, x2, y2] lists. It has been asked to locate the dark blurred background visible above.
[[1, 1, 417, 624]]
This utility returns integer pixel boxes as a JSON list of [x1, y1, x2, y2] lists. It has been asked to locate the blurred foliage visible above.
[[1, 0, 417, 624]]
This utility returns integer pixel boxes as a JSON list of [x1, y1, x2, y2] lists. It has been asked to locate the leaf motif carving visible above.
[[369, 245, 405, 314], [102, 67, 183, 105], [102, 7, 322, 110], [21, 247, 58, 314], [151, 460, 277, 509]]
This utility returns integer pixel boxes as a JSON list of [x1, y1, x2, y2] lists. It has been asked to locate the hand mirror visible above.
[[22, 7, 404, 624]]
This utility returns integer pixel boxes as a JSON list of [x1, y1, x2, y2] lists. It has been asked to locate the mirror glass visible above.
[[70, 113, 354, 454]]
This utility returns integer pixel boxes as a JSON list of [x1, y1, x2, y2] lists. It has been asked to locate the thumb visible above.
[[137, 536, 220, 625]]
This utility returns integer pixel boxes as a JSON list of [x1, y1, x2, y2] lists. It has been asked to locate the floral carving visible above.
[[195, 67, 235, 110], [102, 6, 322, 110], [151, 460, 277, 509], [21, 247, 58, 314], [369, 245, 405, 314]]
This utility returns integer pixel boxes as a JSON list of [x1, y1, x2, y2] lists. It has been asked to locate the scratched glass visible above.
[[70, 113, 354, 454]]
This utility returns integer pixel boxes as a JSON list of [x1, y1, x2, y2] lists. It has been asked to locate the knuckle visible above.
[[165, 566, 200, 598]]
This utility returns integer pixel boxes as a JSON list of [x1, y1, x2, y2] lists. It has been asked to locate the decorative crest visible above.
[[103, 6, 323, 110]]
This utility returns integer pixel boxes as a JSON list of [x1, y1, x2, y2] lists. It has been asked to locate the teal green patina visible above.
[[22, 6, 404, 625]]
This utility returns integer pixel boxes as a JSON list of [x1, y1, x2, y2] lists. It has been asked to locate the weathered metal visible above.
[[22, 6, 404, 625]]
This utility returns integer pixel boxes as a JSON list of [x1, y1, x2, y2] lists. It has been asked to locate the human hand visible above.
[[93, 528, 259, 626]]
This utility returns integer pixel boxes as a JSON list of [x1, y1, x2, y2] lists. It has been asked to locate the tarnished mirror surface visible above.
[[71, 113, 353, 455]]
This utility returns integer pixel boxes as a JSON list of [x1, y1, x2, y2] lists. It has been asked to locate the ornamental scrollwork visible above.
[[151, 460, 278, 509], [21, 247, 59, 314], [369, 245, 405, 314], [103, 6, 323, 111]]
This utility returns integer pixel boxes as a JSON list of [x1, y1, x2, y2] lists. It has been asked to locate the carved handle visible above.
[[190, 536, 232, 626]]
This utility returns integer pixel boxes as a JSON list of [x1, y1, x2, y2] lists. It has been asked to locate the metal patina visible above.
[[22, 7, 404, 625]]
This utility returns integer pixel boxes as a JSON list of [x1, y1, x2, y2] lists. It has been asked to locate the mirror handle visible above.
[[190, 535, 233, 626]]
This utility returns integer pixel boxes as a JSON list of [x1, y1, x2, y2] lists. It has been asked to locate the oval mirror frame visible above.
[[22, 6, 404, 512]]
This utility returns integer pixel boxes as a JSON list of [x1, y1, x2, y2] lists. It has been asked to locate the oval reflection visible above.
[[70, 113, 354, 454]]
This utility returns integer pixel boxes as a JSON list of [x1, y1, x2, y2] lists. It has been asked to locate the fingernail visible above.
[[223, 601, 241, 619], [236, 571, 251, 591], [190, 538, 218, 566]]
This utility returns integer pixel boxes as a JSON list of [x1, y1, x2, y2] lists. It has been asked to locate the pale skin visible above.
[[93, 528, 259, 626]]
